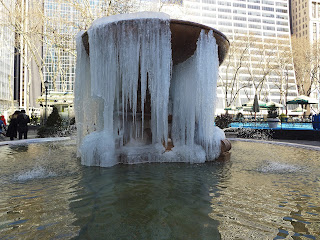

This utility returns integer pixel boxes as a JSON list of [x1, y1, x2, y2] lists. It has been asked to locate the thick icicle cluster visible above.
[[74, 12, 225, 167], [171, 30, 224, 161]]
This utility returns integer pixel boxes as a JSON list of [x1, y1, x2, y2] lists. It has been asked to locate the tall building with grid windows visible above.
[[0, 0, 15, 114], [183, 0, 298, 113], [291, 0, 316, 40], [43, 0, 84, 93], [42, 0, 136, 94]]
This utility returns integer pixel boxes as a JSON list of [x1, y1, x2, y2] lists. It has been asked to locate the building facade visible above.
[[0, 0, 15, 115], [183, 0, 299, 113], [291, 0, 320, 108], [42, 0, 137, 93]]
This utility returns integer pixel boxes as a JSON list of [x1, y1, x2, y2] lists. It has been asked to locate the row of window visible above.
[[219, 21, 289, 31]]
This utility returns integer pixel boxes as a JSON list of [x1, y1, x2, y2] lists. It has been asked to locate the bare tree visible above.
[[273, 43, 296, 114], [246, 38, 276, 101], [219, 34, 255, 108], [291, 36, 320, 97]]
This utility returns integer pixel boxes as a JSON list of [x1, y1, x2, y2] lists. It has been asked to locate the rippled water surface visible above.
[[0, 140, 319, 239]]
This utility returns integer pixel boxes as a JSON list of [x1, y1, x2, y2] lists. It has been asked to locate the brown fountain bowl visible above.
[[82, 19, 229, 66], [170, 19, 229, 65]]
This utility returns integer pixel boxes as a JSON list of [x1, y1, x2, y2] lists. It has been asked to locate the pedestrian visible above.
[[0, 118, 5, 140], [17, 110, 30, 140], [0, 113, 6, 126], [6, 110, 20, 140]]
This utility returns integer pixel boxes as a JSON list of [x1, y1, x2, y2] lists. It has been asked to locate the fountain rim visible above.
[[81, 18, 230, 65], [169, 19, 229, 44]]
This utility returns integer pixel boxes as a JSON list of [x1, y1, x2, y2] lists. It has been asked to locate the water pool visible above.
[[230, 122, 314, 130], [0, 140, 319, 239]]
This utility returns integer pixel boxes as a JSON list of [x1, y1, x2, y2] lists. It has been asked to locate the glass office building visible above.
[[0, 0, 15, 114], [42, 0, 136, 93]]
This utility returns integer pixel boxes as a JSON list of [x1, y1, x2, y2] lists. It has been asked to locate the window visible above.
[[218, 8, 231, 13], [248, 5, 260, 9], [218, 1, 231, 6], [263, 19, 275, 24], [234, 16, 246, 21], [276, 9, 287, 13], [233, 3, 246, 8], [312, 2, 316, 18], [263, 26, 275, 30], [234, 23, 247, 28], [249, 18, 261, 23], [262, 6, 274, 11]]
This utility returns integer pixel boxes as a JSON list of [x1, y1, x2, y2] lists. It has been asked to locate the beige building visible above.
[[183, 0, 299, 114], [290, 0, 320, 108]]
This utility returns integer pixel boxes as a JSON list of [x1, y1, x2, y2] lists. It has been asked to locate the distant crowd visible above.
[[0, 110, 30, 141]]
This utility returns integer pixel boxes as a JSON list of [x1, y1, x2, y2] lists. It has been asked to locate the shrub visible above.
[[279, 113, 287, 122], [37, 105, 63, 138], [37, 126, 58, 138], [235, 112, 244, 121], [70, 117, 76, 125], [267, 106, 278, 118], [215, 114, 233, 129], [46, 105, 62, 127]]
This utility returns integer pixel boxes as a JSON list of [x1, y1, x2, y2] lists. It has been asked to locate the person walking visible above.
[[6, 111, 20, 140], [17, 110, 30, 140], [0, 118, 5, 140], [0, 113, 6, 126]]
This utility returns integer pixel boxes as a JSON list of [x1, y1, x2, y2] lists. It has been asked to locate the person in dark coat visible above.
[[6, 111, 20, 140], [17, 110, 30, 140]]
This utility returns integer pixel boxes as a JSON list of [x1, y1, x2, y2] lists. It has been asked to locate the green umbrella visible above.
[[224, 106, 236, 111], [252, 94, 260, 113]]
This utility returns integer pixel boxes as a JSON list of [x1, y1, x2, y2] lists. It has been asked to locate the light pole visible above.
[[44, 80, 49, 125]]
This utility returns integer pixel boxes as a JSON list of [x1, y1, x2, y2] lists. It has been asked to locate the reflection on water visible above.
[[211, 141, 320, 239], [0, 140, 319, 239]]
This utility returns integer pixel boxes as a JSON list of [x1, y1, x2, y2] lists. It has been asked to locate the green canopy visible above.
[[224, 106, 236, 111], [266, 101, 283, 108], [242, 99, 267, 108], [286, 95, 318, 105]]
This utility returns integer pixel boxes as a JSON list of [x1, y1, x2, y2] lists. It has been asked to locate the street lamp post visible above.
[[44, 80, 49, 125]]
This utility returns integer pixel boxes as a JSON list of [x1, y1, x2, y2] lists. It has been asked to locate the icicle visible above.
[[171, 30, 224, 160]]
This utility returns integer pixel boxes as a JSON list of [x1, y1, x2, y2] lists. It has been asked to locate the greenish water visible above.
[[0, 140, 319, 239]]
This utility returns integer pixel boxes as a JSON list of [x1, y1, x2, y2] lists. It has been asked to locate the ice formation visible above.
[[74, 12, 225, 167]]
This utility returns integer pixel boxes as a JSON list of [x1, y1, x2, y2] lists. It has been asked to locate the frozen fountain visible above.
[[74, 12, 230, 167]]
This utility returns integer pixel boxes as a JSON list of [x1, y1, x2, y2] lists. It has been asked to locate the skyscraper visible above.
[[291, 0, 320, 107], [0, 0, 15, 114], [183, 0, 298, 113], [42, 0, 137, 93]]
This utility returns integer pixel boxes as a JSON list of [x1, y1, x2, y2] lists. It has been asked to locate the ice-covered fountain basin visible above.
[[0, 140, 319, 239], [75, 12, 230, 166], [81, 18, 230, 65]]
